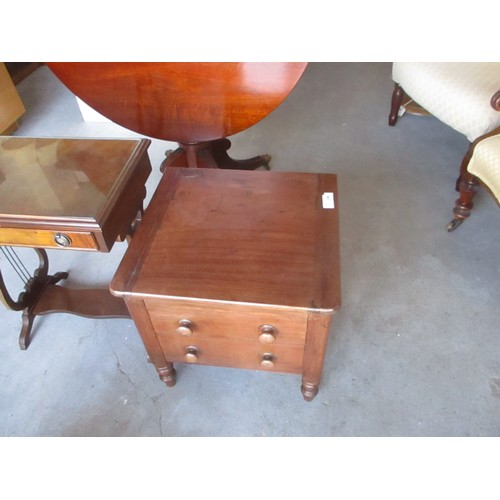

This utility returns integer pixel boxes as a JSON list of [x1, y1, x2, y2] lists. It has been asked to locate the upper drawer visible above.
[[145, 297, 308, 346], [0, 227, 98, 250]]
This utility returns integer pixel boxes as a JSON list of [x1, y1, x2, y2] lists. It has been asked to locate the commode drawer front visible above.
[[0, 227, 99, 250], [145, 297, 308, 346], [156, 335, 305, 374], [144, 297, 308, 374]]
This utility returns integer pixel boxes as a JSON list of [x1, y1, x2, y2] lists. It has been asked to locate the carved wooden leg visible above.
[[1, 247, 71, 349], [447, 172, 480, 231], [447, 144, 480, 231], [388, 84, 404, 126], [17, 269, 71, 349], [125, 209, 144, 243], [301, 312, 332, 401], [19, 309, 35, 350], [124, 297, 177, 388], [210, 138, 271, 170], [160, 139, 271, 172], [160, 147, 187, 171]]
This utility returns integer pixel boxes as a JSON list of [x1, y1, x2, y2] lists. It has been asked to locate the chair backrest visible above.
[[47, 63, 308, 143], [467, 132, 500, 204], [392, 62, 500, 142]]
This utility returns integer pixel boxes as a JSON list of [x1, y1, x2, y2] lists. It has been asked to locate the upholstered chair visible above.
[[388, 62, 500, 230]]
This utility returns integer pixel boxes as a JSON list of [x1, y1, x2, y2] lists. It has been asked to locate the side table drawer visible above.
[[0, 227, 98, 250]]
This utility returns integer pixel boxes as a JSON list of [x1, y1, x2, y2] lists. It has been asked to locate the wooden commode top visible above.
[[111, 167, 340, 311], [111, 167, 342, 401]]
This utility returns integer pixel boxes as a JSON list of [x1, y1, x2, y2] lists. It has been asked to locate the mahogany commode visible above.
[[111, 167, 342, 401], [0, 136, 152, 349]]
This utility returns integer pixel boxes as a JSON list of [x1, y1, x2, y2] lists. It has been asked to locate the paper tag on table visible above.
[[322, 192, 335, 209]]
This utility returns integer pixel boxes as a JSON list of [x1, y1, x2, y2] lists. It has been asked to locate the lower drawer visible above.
[[0, 227, 98, 250], [156, 334, 304, 374]]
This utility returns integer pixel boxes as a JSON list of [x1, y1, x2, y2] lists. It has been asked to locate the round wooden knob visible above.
[[260, 353, 275, 368], [258, 324, 277, 343], [185, 346, 199, 363], [176, 319, 193, 336]]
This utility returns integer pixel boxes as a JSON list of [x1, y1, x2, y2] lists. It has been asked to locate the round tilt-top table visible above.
[[47, 62, 308, 170]]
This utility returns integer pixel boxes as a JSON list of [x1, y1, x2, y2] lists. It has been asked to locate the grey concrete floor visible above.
[[1, 63, 500, 437]]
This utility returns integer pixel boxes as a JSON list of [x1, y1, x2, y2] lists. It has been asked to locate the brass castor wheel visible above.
[[447, 218, 464, 232]]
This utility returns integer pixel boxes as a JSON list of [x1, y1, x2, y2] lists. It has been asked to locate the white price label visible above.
[[322, 192, 335, 209]]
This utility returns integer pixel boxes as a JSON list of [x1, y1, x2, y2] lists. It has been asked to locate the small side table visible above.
[[0, 136, 152, 349], [111, 167, 341, 401]]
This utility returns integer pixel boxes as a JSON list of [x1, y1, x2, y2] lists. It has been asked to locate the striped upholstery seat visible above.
[[392, 63, 500, 142]]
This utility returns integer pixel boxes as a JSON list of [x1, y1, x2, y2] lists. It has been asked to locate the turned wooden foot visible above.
[[447, 143, 479, 232], [300, 313, 332, 402], [301, 381, 319, 401], [157, 364, 177, 387], [447, 171, 480, 231], [388, 84, 404, 126], [160, 138, 271, 172]]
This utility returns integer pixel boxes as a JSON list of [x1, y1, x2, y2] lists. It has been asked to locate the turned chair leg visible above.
[[447, 143, 480, 231], [388, 84, 404, 126]]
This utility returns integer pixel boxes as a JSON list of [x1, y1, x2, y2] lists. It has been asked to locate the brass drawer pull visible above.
[[185, 345, 199, 363], [176, 319, 194, 336], [258, 324, 277, 343], [54, 233, 72, 247], [260, 353, 275, 368]]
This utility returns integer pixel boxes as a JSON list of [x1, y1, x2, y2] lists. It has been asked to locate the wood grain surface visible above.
[[47, 63, 308, 142]]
